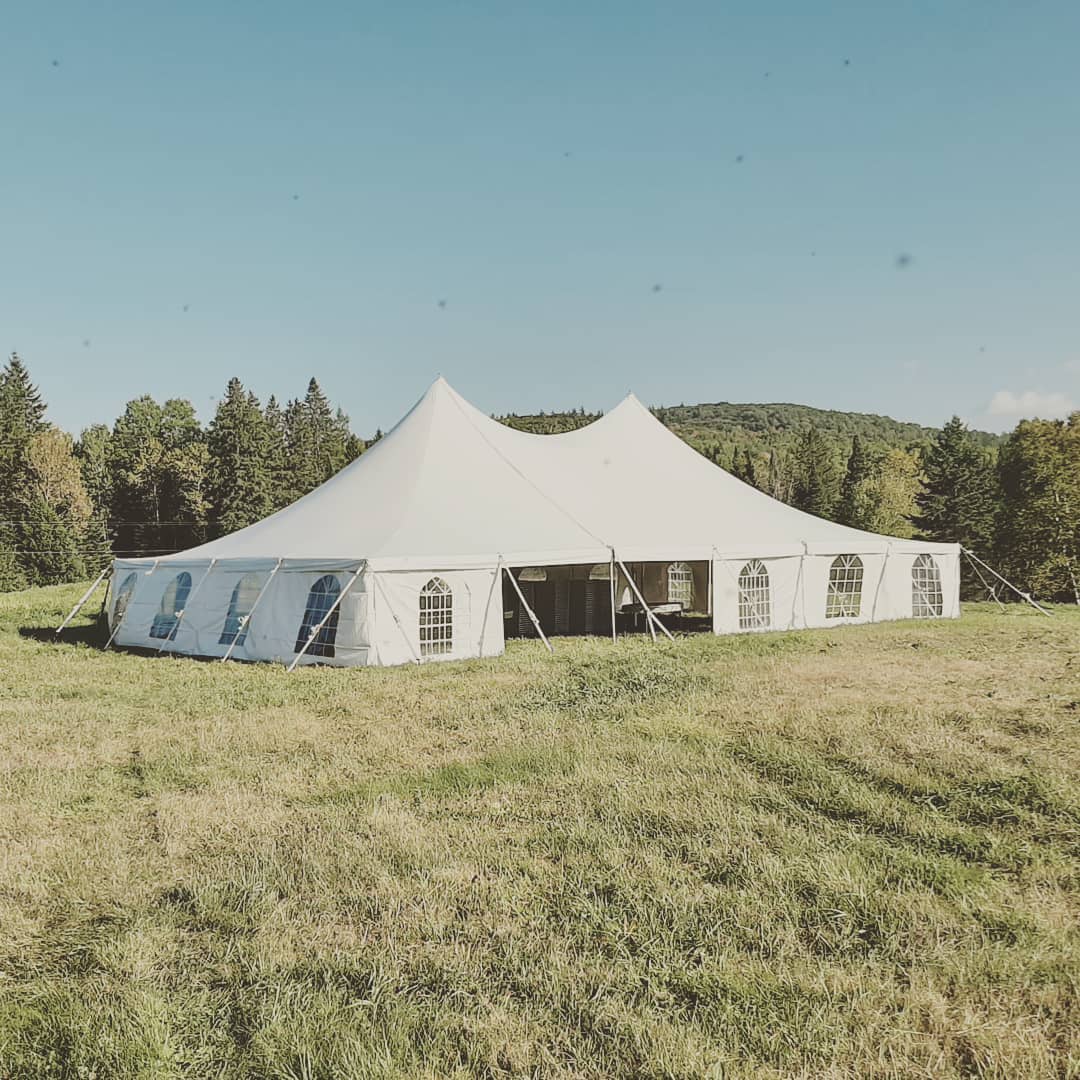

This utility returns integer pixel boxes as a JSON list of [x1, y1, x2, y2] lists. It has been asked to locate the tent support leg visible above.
[[221, 558, 284, 662], [503, 567, 553, 653], [609, 551, 617, 642], [963, 550, 1006, 612], [373, 572, 421, 664], [158, 558, 218, 653], [871, 545, 890, 620], [56, 567, 111, 635], [288, 564, 365, 672], [707, 555, 713, 619], [616, 559, 674, 642], [477, 558, 503, 657], [962, 548, 1051, 616], [105, 560, 160, 650]]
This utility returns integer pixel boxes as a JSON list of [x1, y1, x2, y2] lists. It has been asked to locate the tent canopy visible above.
[[132, 377, 953, 571]]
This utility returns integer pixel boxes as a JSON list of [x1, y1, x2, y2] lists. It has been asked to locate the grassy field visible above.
[[0, 584, 1078, 1079]]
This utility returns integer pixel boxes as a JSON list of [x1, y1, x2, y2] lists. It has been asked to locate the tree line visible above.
[[0, 354, 364, 590], [2, 352, 1078, 602]]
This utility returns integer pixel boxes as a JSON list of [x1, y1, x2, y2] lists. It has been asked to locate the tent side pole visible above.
[[962, 548, 1052, 616], [796, 544, 808, 629], [503, 566, 553, 653], [616, 559, 674, 642], [372, 572, 421, 664], [707, 554, 713, 619], [870, 545, 890, 620], [477, 557, 503, 657], [287, 564, 364, 672], [157, 558, 218, 653], [105, 560, 160, 650], [56, 567, 111, 634], [609, 550, 617, 642], [221, 558, 284, 662]]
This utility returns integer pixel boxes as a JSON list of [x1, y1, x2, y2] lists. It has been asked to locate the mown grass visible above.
[[0, 584, 1078, 1079]]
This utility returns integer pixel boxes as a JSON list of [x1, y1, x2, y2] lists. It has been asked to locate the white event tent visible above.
[[105, 378, 960, 666]]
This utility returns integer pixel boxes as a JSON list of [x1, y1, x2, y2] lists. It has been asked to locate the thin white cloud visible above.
[[1063, 358, 1080, 374], [986, 389, 1076, 420]]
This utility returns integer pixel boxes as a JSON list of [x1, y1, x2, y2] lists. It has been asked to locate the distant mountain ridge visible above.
[[498, 400, 1001, 453]]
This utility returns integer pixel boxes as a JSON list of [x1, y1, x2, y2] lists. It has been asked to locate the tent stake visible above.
[[288, 565, 365, 672], [157, 559, 218, 653], [55, 567, 111, 635], [616, 559, 675, 642], [221, 558, 284, 662], [962, 548, 1052, 616], [503, 566, 553, 653]]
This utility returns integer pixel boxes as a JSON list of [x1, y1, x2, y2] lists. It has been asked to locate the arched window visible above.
[[294, 574, 341, 658], [738, 560, 771, 630], [220, 573, 261, 646], [826, 555, 863, 619], [150, 571, 192, 640], [419, 577, 453, 657], [111, 572, 137, 630], [668, 562, 694, 609], [912, 554, 943, 617]]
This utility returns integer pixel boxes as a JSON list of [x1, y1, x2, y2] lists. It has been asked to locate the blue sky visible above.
[[2, 1, 1077, 437]]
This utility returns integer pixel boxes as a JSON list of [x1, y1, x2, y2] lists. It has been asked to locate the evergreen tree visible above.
[[917, 417, 997, 553], [282, 379, 352, 502], [0, 352, 47, 500], [108, 396, 209, 557], [996, 414, 1080, 603], [732, 447, 757, 487], [207, 378, 274, 536], [764, 449, 793, 504], [1, 358, 91, 587], [837, 435, 874, 527], [344, 431, 366, 464], [792, 426, 841, 519], [75, 424, 114, 519], [263, 395, 290, 510]]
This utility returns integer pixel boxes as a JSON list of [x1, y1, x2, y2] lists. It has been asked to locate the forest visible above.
[[3, 352, 1079, 602]]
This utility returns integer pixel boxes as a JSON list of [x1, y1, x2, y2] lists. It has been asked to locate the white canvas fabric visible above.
[[109, 377, 960, 665]]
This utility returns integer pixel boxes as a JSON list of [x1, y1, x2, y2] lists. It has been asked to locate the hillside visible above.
[[498, 401, 1001, 458], [2, 583, 1077, 1077]]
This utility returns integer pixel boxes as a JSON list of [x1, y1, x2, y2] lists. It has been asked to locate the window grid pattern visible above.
[[294, 575, 341, 658], [738, 560, 772, 630], [826, 555, 863, 619], [220, 573, 262, 646], [112, 572, 137, 629], [912, 555, 943, 618], [668, 562, 694, 609], [420, 577, 453, 657], [150, 572, 192, 640]]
